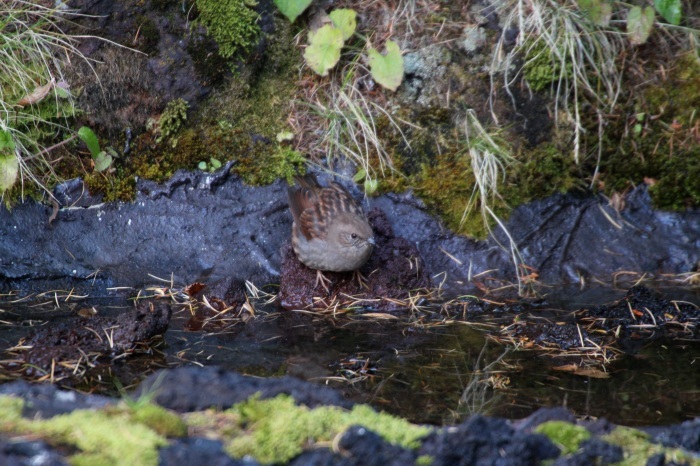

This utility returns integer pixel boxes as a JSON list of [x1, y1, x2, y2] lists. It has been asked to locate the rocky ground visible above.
[[1, 366, 700, 465]]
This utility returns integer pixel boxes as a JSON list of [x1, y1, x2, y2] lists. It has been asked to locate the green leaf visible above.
[[276, 131, 294, 142], [0, 130, 15, 151], [77, 126, 101, 158], [329, 9, 357, 41], [198, 161, 208, 170], [353, 168, 367, 183], [578, 0, 612, 27], [367, 40, 404, 91], [273, 0, 312, 23], [0, 154, 18, 192], [304, 24, 344, 76], [627, 6, 655, 46], [654, 0, 681, 25], [210, 158, 222, 169], [364, 178, 379, 194], [94, 150, 113, 172]]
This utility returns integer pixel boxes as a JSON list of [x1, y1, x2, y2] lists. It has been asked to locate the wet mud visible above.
[[3, 301, 171, 386], [278, 208, 432, 311]]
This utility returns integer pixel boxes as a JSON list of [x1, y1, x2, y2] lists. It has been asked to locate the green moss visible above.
[[535, 421, 590, 455], [588, 53, 700, 210], [157, 98, 189, 144], [234, 145, 306, 185], [195, 0, 260, 59], [0, 395, 25, 425], [84, 170, 137, 202], [522, 40, 573, 92], [603, 426, 700, 466], [0, 395, 172, 466], [226, 394, 431, 464], [121, 402, 188, 438], [414, 154, 479, 236], [505, 141, 580, 203], [416, 455, 435, 466]]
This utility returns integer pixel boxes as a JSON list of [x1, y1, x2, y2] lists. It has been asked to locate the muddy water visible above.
[[1, 286, 699, 427]]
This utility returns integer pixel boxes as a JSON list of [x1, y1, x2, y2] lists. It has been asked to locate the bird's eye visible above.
[[351, 233, 357, 239]]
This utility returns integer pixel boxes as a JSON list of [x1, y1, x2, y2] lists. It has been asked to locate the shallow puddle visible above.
[[1, 285, 699, 427]]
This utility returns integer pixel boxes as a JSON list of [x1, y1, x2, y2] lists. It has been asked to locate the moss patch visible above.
[[225, 394, 431, 464], [522, 39, 573, 92], [194, 0, 260, 59], [589, 52, 700, 210], [603, 426, 700, 466], [0, 395, 181, 466], [535, 421, 590, 455]]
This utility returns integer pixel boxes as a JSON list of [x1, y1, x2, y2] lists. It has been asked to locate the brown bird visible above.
[[288, 173, 375, 291]]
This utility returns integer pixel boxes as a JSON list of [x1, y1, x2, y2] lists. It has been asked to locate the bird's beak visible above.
[[368, 237, 376, 246]]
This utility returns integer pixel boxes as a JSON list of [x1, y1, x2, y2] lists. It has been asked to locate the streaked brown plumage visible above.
[[288, 174, 375, 290]]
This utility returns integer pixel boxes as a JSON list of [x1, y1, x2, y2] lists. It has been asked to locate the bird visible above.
[[287, 173, 375, 291]]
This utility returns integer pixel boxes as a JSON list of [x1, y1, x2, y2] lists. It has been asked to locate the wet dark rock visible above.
[[278, 208, 432, 311], [16, 302, 171, 382], [505, 188, 700, 284], [338, 425, 417, 465], [0, 380, 113, 418], [651, 417, 700, 453], [288, 449, 347, 466], [553, 438, 623, 466], [159, 438, 256, 466], [0, 439, 67, 466], [139, 366, 353, 413], [418, 415, 560, 466], [1, 169, 698, 299], [514, 407, 577, 432], [290, 425, 417, 466]]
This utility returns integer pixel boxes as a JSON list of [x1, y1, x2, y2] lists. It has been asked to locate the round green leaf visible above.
[[0, 154, 19, 192], [627, 6, 655, 46], [0, 130, 15, 151], [273, 0, 313, 23], [353, 168, 367, 183], [578, 0, 612, 27], [364, 178, 379, 194], [329, 9, 357, 41], [198, 161, 208, 170], [276, 131, 294, 142], [654, 0, 681, 26], [94, 150, 113, 172], [210, 158, 222, 169], [367, 40, 404, 91], [304, 25, 344, 76]]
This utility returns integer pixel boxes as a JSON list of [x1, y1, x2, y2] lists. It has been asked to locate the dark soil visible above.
[[490, 285, 700, 364], [278, 208, 432, 311], [4, 301, 171, 385]]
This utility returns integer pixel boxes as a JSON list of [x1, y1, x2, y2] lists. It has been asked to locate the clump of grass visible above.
[[293, 55, 411, 191], [489, 0, 626, 164], [0, 1, 94, 204], [459, 110, 531, 292]]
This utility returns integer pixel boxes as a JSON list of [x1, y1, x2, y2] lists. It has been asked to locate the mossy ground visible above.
[[0, 395, 184, 466], [5, 1, 699, 243], [191, 394, 431, 464], [73, 16, 304, 202], [3, 392, 700, 465], [590, 52, 700, 210]]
